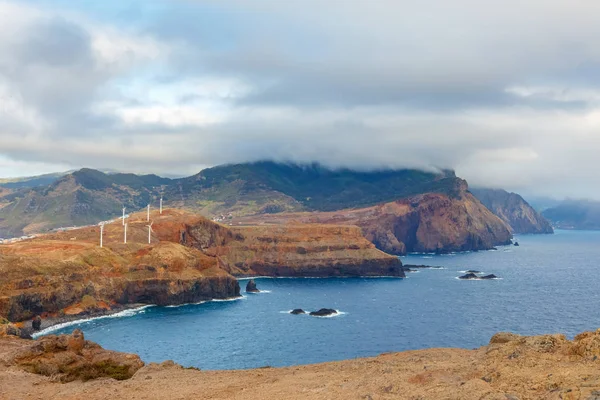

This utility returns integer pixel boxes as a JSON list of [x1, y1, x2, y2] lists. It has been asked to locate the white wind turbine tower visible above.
[[159, 197, 163, 214], [99, 223, 104, 248], [147, 204, 150, 222], [146, 221, 154, 244], [124, 222, 128, 244], [122, 207, 126, 226]]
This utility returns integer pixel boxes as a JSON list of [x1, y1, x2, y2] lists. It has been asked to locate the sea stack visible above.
[[246, 279, 260, 293]]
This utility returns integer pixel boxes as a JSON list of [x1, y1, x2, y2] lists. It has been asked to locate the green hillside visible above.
[[0, 162, 463, 237]]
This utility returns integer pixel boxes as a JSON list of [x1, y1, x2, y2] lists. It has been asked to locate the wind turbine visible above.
[[124, 222, 128, 244], [147, 204, 150, 221], [99, 223, 104, 248], [159, 197, 163, 214], [146, 221, 154, 244], [122, 207, 126, 226]]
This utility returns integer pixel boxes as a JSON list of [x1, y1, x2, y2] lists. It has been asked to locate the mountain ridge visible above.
[[0, 162, 512, 254]]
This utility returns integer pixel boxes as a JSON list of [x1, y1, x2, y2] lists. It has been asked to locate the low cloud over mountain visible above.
[[2, 0, 600, 198]]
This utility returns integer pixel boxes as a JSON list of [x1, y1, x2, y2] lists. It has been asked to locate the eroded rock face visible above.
[[10, 329, 144, 382], [216, 225, 405, 278]]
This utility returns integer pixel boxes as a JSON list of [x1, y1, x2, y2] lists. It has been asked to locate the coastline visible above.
[[27, 295, 246, 338]]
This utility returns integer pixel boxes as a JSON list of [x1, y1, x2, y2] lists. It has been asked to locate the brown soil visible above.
[[3, 329, 600, 399]]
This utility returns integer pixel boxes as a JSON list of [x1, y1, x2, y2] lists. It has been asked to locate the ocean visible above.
[[41, 230, 600, 370]]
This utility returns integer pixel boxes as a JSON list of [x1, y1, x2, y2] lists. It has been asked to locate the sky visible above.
[[1, 0, 600, 199]]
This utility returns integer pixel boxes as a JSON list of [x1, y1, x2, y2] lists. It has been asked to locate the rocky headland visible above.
[[471, 188, 554, 234], [233, 179, 512, 255], [0, 209, 403, 327], [3, 328, 600, 399]]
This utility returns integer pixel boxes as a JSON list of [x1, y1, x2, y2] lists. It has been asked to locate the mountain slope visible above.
[[471, 188, 553, 234], [167, 162, 461, 216], [542, 199, 600, 230], [0, 169, 171, 237]]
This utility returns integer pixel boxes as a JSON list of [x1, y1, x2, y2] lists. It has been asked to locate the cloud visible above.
[[1, 0, 600, 199]]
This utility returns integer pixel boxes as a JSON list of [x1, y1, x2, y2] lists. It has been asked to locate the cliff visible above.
[[0, 238, 239, 322], [4, 329, 600, 398], [471, 188, 554, 234], [234, 182, 512, 254], [149, 210, 404, 278], [214, 225, 403, 277]]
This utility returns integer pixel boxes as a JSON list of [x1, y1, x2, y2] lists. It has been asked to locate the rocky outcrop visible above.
[[290, 309, 305, 315], [471, 188, 553, 234], [309, 309, 338, 317], [246, 280, 259, 293], [480, 274, 498, 279], [458, 272, 499, 280], [10, 329, 144, 382]]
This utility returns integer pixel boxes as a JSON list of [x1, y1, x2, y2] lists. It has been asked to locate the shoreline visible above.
[[27, 303, 150, 338], [28, 295, 246, 338]]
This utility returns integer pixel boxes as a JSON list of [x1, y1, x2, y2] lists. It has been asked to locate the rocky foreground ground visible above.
[[3, 328, 600, 399]]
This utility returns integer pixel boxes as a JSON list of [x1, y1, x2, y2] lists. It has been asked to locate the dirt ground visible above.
[[3, 329, 600, 400]]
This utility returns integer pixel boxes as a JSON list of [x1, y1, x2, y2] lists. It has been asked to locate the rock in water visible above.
[[458, 273, 479, 280], [480, 274, 498, 280], [246, 279, 260, 293], [309, 308, 338, 317], [514, 241, 520, 246], [32, 315, 42, 331], [290, 309, 306, 315], [465, 270, 481, 274]]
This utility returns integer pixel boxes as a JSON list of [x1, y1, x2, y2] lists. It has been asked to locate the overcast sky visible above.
[[1, 0, 599, 199]]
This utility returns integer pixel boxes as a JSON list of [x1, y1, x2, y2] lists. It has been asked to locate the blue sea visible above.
[[40, 230, 600, 370]]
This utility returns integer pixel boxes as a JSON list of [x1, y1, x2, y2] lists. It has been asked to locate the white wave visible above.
[[165, 301, 207, 308], [212, 296, 246, 302], [246, 290, 272, 294], [459, 270, 484, 274], [31, 305, 154, 338], [421, 256, 434, 259]]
